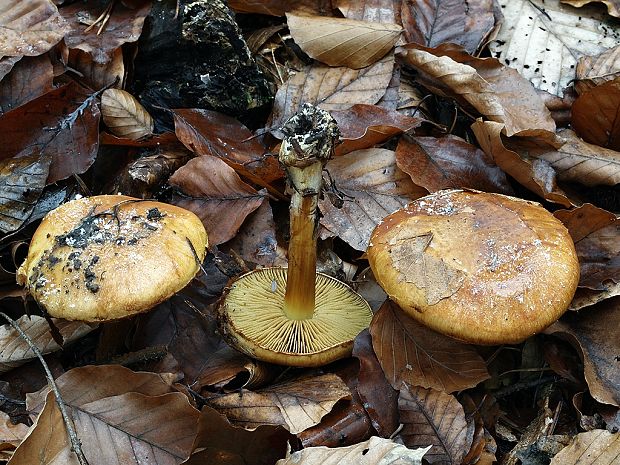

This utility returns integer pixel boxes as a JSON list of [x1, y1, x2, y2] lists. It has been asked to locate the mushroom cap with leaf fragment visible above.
[[17, 195, 207, 321], [367, 190, 579, 345], [218, 267, 373, 367]]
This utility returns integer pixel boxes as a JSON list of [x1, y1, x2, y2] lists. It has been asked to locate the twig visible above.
[[0, 312, 89, 465], [494, 374, 557, 398]]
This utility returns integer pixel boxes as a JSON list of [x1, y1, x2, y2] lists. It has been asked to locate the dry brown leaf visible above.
[[562, 0, 620, 17], [287, 13, 402, 69], [0, 54, 54, 114], [575, 45, 620, 94], [472, 120, 573, 206], [370, 301, 490, 393], [401, 0, 497, 54], [398, 384, 473, 465], [101, 89, 153, 140], [571, 79, 620, 151], [277, 436, 430, 465], [228, 0, 332, 16], [68, 48, 125, 91], [0, 316, 95, 373], [397, 43, 556, 137], [489, 0, 620, 96], [331, 104, 424, 155], [168, 155, 265, 246], [0, 0, 69, 58], [547, 297, 620, 407], [335, 0, 401, 23], [570, 283, 620, 310], [395, 135, 514, 194], [270, 53, 395, 127], [550, 429, 620, 464], [318, 148, 426, 251], [208, 373, 350, 433], [0, 410, 28, 452]]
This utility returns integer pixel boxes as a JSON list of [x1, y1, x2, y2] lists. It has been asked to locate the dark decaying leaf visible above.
[[168, 155, 266, 246], [0, 154, 50, 234], [0, 54, 54, 115], [370, 301, 490, 393], [318, 148, 426, 251], [398, 384, 473, 465], [60, 0, 152, 64], [395, 135, 514, 194], [401, 0, 497, 54], [352, 329, 399, 437], [0, 82, 100, 184], [172, 109, 283, 187]]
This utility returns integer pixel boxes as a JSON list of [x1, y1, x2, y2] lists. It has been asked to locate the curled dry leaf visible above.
[[397, 43, 556, 137], [278, 436, 430, 465], [472, 120, 573, 207], [318, 148, 426, 251], [270, 53, 395, 127], [547, 297, 620, 407], [287, 13, 402, 69], [571, 79, 620, 152], [575, 45, 620, 95], [0, 54, 54, 114], [0, 0, 69, 58], [208, 373, 350, 433], [489, 0, 620, 96], [331, 104, 424, 155], [401, 0, 497, 54], [395, 135, 514, 195], [550, 429, 620, 464], [0, 315, 95, 373], [168, 155, 266, 246], [101, 89, 154, 140], [398, 384, 473, 465], [370, 301, 490, 393], [562, 0, 620, 17]]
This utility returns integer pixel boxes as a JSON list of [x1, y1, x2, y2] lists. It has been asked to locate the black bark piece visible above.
[[133, 0, 275, 130]]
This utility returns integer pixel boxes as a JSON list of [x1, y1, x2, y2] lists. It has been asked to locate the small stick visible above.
[[0, 312, 89, 465]]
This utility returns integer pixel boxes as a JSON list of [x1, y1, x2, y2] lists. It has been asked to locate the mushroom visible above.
[[367, 189, 579, 345], [218, 105, 372, 367], [17, 195, 208, 321]]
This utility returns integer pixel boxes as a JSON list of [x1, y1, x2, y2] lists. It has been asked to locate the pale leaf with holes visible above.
[[101, 89, 154, 140]]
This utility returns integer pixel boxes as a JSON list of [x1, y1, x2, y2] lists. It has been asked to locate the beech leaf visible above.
[[561, 0, 620, 17], [318, 148, 426, 251], [550, 429, 620, 464], [335, 0, 400, 23], [101, 89, 154, 140], [575, 45, 620, 94], [370, 301, 490, 393], [0, 54, 54, 114], [287, 13, 402, 69]]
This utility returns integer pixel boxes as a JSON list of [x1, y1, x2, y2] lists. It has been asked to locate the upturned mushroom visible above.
[[217, 105, 372, 367], [367, 189, 579, 345], [17, 195, 207, 321]]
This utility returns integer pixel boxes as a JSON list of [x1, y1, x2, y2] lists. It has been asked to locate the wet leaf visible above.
[[370, 301, 490, 393], [168, 155, 265, 246], [550, 429, 620, 464], [68, 48, 125, 91], [397, 43, 556, 137], [331, 104, 424, 156], [60, 0, 151, 64], [318, 148, 426, 251], [270, 53, 395, 127], [209, 373, 350, 433], [183, 405, 294, 465], [401, 0, 497, 54], [547, 297, 620, 407], [0, 154, 50, 234], [0, 0, 69, 57], [575, 45, 620, 94], [398, 384, 473, 465], [172, 108, 283, 187], [101, 89, 154, 140], [489, 0, 620, 96], [277, 436, 430, 465], [571, 79, 620, 152], [0, 82, 100, 184], [0, 316, 95, 373], [0, 54, 54, 114], [562, 0, 620, 17], [472, 120, 573, 206], [395, 135, 514, 194], [287, 13, 402, 69], [352, 329, 399, 437]]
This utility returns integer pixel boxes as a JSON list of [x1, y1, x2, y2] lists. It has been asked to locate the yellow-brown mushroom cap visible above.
[[17, 195, 208, 321], [367, 190, 579, 345], [218, 267, 373, 367]]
